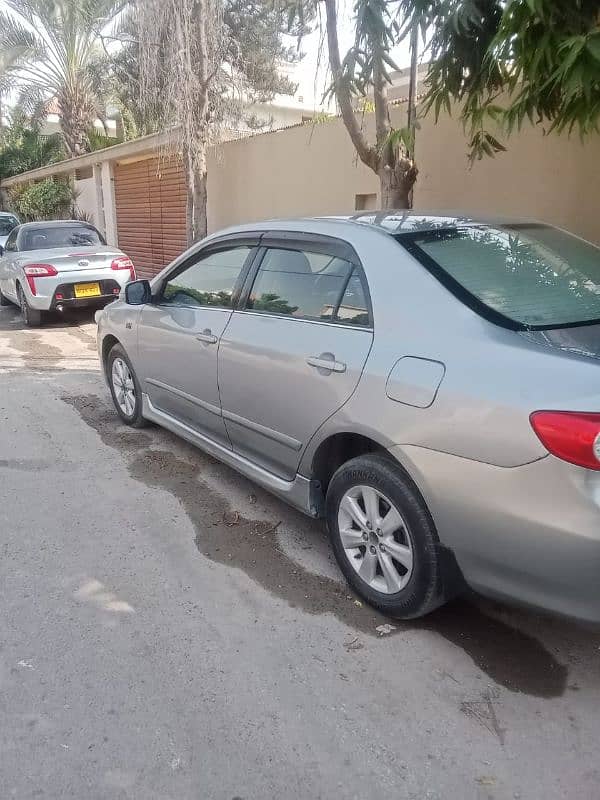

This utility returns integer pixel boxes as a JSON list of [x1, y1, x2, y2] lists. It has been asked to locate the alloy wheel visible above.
[[337, 484, 414, 594], [111, 357, 136, 417]]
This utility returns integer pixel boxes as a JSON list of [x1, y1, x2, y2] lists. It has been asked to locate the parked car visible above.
[[0, 220, 136, 326], [96, 212, 600, 622], [0, 211, 20, 248]]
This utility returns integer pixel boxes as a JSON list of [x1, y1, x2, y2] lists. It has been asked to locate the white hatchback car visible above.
[[0, 220, 135, 326]]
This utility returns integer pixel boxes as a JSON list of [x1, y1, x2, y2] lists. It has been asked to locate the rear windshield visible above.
[[22, 225, 104, 251], [0, 215, 18, 235], [399, 224, 600, 330]]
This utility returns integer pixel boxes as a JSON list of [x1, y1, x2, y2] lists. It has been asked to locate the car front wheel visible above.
[[107, 343, 147, 428], [326, 453, 449, 619]]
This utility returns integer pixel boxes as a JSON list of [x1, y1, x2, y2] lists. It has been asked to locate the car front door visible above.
[[136, 239, 258, 447], [218, 235, 374, 480]]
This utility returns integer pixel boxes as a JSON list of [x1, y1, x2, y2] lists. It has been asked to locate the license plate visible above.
[[74, 282, 101, 298]]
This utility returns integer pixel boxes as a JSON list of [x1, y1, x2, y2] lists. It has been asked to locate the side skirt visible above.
[[142, 394, 321, 517]]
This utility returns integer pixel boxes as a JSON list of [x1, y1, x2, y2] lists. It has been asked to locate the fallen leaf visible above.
[[476, 776, 496, 786]]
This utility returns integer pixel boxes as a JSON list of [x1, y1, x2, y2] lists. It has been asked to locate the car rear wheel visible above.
[[17, 284, 42, 327], [326, 453, 448, 619], [107, 344, 147, 428]]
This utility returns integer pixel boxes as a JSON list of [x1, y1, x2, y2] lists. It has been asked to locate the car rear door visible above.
[[218, 233, 374, 479], [136, 238, 258, 447]]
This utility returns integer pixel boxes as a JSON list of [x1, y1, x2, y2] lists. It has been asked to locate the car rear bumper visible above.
[[23, 269, 130, 311], [392, 445, 600, 623]]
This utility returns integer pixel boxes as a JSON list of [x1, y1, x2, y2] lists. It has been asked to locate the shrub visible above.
[[9, 178, 74, 221]]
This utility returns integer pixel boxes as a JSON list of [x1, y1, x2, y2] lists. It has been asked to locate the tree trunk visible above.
[[58, 87, 92, 158], [185, 146, 208, 244], [379, 156, 418, 210], [192, 161, 207, 242]]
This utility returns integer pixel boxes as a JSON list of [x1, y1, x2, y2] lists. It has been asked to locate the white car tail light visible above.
[[23, 263, 58, 295]]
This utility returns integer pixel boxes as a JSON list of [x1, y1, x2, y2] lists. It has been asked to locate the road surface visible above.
[[0, 304, 599, 799]]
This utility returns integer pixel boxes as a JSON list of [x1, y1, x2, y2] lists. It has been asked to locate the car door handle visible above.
[[306, 354, 347, 373], [196, 329, 218, 344]]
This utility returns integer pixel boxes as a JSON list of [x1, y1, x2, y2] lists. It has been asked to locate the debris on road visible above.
[[375, 623, 396, 636]]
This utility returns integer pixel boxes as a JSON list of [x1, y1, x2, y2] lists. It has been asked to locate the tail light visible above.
[[111, 256, 136, 283], [530, 411, 600, 470], [23, 263, 58, 296]]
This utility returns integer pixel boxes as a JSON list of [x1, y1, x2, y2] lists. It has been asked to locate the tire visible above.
[[107, 343, 147, 428], [17, 284, 42, 327], [0, 288, 11, 306], [326, 453, 449, 619]]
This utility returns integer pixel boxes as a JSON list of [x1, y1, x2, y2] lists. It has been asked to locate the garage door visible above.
[[114, 156, 188, 279]]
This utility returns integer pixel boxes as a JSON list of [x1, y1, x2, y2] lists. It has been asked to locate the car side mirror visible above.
[[125, 279, 152, 305]]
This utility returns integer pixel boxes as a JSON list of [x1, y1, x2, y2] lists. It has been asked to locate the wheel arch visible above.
[[101, 334, 121, 376]]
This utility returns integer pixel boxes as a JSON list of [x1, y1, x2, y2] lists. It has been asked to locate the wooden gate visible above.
[[114, 156, 187, 279]]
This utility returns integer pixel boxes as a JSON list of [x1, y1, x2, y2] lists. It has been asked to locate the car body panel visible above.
[[137, 303, 233, 447], [97, 212, 600, 622], [219, 310, 373, 480], [391, 444, 600, 622]]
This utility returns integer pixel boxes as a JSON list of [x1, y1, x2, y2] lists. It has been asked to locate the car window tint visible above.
[[4, 229, 18, 252], [247, 247, 353, 321], [162, 246, 251, 308], [22, 225, 104, 250], [402, 225, 600, 329], [335, 268, 370, 326]]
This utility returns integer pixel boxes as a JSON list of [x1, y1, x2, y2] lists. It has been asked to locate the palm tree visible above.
[[0, 0, 125, 157]]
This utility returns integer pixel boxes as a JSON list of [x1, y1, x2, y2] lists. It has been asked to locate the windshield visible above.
[[21, 225, 104, 251], [399, 224, 600, 329], [0, 215, 18, 236]]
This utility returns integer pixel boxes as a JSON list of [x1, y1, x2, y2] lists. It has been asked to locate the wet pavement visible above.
[[1, 303, 599, 799]]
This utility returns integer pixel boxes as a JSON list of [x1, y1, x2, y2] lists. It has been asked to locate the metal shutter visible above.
[[114, 156, 188, 279]]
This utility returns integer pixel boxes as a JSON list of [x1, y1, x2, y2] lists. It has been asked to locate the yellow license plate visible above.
[[74, 282, 101, 298]]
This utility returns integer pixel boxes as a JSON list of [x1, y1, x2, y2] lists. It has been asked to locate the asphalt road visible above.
[[1, 304, 599, 800]]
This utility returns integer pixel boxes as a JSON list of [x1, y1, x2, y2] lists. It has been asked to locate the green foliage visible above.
[[86, 128, 124, 152], [397, 0, 600, 154], [10, 178, 74, 221], [0, 111, 65, 178], [0, 0, 126, 156]]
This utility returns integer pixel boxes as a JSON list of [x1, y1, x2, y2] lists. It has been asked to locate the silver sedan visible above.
[[96, 212, 600, 622], [0, 220, 135, 326]]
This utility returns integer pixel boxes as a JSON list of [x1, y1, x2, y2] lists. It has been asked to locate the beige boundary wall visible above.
[[2, 108, 599, 247], [207, 106, 600, 245]]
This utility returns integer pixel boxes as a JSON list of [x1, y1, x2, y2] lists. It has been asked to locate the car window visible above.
[[400, 225, 600, 329], [0, 215, 18, 236], [22, 225, 104, 250], [246, 246, 354, 322], [162, 246, 251, 308], [335, 268, 370, 326], [3, 228, 18, 252]]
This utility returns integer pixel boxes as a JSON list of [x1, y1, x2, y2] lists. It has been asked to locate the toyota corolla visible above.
[[96, 212, 600, 622]]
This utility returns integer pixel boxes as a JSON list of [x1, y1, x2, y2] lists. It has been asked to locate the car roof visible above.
[[321, 210, 541, 234], [209, 211, 542, 241]]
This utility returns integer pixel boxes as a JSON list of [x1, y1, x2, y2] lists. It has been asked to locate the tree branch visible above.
[[323, 0, 378, 172]]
